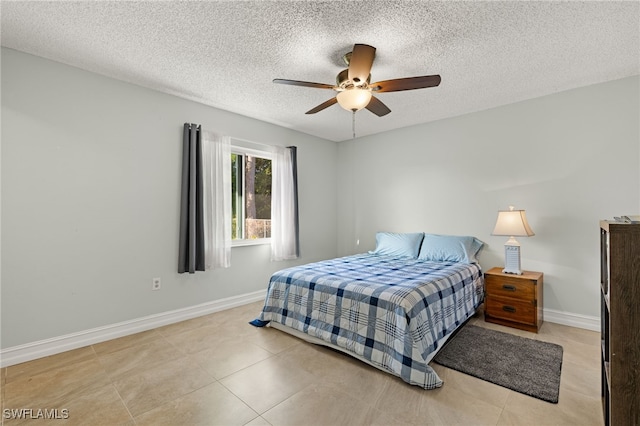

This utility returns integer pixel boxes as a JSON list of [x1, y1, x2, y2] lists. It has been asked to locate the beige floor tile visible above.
[[417, 385, 504, 425], [537, 332, 600, 369], [370, 374, 432, 425], [5, 346, 96, 384], [243, 416, 272, 426], [430, 362, 511, 409], [189, 339, 273, 379], [155, 314, 220, 337], [97, 338, 184, 380], [216, 301, 264, 324], [164, 323, 237, 354], [92, 329, 165, 355], [218, 318, 269, 340], [1, 367, 6, 409], [263, 383, 392, 426], [113, 356, 214, 416], [162, 301, 262, 332], [40, 384, 132, 426], [4, 358, 110, 410], [373, 373, 503, 426], [2, 300, 603, 426], [499, 384, 603, 425], [219, 355, 316, 414], [242, 325, 302, 354], [538, 321, 600, 347], [134, 382, 258, 426], [559, 358, 601, 399], [275, 341, 390, 404]]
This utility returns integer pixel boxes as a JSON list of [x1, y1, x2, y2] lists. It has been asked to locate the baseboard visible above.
[[0, 290, 266, 368], [543, 308, 600, 331]]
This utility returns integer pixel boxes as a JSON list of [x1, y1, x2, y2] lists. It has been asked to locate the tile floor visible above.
[[1, 302, 603, 425]]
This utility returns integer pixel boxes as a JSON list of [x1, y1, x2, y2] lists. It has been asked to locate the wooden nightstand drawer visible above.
[[485, 296, 536, 325], [484, 267, 543, 333], [485, 275, 535, 300]]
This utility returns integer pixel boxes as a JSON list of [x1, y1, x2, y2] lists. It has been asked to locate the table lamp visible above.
[[492, 206, 535, 275]]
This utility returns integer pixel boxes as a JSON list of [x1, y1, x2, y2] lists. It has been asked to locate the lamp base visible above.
[[503, 242, 522, 275]]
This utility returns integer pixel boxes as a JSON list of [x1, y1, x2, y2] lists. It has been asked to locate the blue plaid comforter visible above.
[[256, 253, 484, 389]]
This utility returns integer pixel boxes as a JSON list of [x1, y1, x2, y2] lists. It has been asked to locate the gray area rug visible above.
[[433, 324, 563, 403]]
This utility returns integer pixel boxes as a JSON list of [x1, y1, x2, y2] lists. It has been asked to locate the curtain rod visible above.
[[231, 136, 296, 150], [191, 124, 296, 149], [230, 136, 277, 149]]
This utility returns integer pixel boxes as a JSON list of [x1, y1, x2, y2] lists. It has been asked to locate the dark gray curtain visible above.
[[288, 146, 300, 258], [178, 123, 205, 273]]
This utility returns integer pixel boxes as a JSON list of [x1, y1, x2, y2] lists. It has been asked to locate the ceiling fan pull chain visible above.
[[352, 110, 356, 139]]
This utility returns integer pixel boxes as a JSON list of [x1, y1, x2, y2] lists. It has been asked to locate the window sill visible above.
[[232, 238, 271, 248]]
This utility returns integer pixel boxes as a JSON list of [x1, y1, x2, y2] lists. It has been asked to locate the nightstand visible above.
[[484, 267, 543, 333]]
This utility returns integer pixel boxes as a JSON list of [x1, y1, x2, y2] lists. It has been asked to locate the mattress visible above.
[[252, 253, 484, 389]]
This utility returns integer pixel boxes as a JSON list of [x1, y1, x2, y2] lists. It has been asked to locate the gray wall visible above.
[[2, 46, 638, 350], [1, 49, 338, 348], [337, 75, 640, 318]]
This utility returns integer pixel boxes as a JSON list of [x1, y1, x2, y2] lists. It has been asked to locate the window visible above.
[[231, 148, 272, 244]]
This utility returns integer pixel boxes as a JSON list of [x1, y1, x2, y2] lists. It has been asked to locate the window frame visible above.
[[230, 144, 273, 248]]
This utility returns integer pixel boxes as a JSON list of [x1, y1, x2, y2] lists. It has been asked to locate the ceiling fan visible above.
[[273, 44, 441, 117]]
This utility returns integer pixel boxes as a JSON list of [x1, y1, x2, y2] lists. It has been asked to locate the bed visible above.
[[251, 232, 485, 389]]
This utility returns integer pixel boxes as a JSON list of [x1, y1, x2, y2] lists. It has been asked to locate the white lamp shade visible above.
[[336, 89, 372, 111], [492, 209, 535, 237]]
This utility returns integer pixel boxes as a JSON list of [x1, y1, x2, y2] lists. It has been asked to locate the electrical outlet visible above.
[[152, 277, 161, 291]]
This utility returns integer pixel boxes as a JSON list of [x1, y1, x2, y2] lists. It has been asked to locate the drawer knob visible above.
[[502, 305, 516, 313], [502, 284, 517, 291]]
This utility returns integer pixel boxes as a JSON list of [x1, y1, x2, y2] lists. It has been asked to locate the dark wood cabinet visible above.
[[600, 221, 640, 426], [484, 267, 543, 333]]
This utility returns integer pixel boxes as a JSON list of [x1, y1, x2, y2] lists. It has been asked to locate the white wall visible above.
[[1, 48, 338, 349], [337, 76, 639, 319]]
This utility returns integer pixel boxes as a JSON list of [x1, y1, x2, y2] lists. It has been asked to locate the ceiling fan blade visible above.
[[348, 44, 376, 85], [273, 79, 335, 89], [371, 75, 441, 92], [365, 95, 391, 117], [305, 97, 338, 114]]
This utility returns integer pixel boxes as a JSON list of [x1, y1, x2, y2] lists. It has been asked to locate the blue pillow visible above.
[[469, 237, 485, 263], [418, 234, 484, 264], [369, 232, 424, 258]]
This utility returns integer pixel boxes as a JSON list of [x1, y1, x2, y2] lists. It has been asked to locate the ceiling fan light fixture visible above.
[[336, 88, 372, 111], [273, 43, 440, 117]]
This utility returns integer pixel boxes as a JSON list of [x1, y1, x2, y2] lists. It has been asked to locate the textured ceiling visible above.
[[2, 1, 639, 142]]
